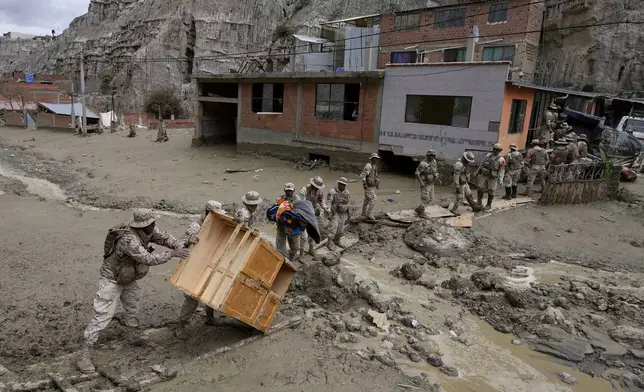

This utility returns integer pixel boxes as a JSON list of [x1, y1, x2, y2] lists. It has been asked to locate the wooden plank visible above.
[[196, 223, 243, 298], [48, 373, 78, 392], [198, 316, 302, 361], [387, 206, 456, 223]]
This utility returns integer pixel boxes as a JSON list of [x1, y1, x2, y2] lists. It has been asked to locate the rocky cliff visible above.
[[0, 0, 427, 113], [536, 0, 644, 96]]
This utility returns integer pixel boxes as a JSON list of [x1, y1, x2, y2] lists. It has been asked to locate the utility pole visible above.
[[79, 52, 87, 135], [70, 82, 76, 133], [111, 86, 115, 133]]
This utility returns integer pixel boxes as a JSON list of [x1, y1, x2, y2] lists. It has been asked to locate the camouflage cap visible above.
[[284, 183, 296, 191], [310, 176, 325, 189], [509, 143, 518, 150], [462, 151, 475, 163], [493, 143, 503, 150], [531, 139, 540, 145], [555, 139, 568, 145], [205, 200, 223, 212], [578, 134, 588, 140], [338, 177, 348, 185], [129, 208, 158, 228], [242, 191, 262, 205], [549, 103, 558, 110], [370, 152, 380, 159], [426, 149, 436, 156]]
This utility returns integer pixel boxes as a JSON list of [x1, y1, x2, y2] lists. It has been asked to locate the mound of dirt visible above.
[[403, 220, 471, 256], [290, 261, 356, 311]]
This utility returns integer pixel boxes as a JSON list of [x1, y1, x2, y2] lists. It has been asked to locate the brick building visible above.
[[378, 0, 544, 81], [194, 72, 383, 166]]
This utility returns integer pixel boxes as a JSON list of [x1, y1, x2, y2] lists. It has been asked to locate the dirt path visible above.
[[0, 126, 642, 392]]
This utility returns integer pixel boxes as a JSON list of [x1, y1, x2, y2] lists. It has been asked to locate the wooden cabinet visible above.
[[171, 212, 296, 332]]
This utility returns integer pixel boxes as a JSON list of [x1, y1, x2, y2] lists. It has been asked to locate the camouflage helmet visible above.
[[129, 208, 158, 228], [462, 151, 475, 163], [555, 139, 568, 145], [284, 182, 296, 191], [492, 143, 503, 151], [509, 143, 518, 150], [531, 139, 540, 145], [242, 191, 262, 205], [370, 152, 380, 160], [205, 200, 223, 212], [578, 134, 588, 141], [549, 103, 558, 110], [426, 149, 436, 156], [338, 177, 348, 185]]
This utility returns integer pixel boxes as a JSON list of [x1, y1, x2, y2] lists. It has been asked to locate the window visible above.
[[251, 83, 284, 113], [508, 99, 527, 134], [405, 95, 472, 127], [390, 51, 418, 64], [435, 8, 466, 29], [315, 83, 360, 121], [488, 121, 500, 132], [488, 3, 508, 23], [482, 45, 515, 64], [443, 48, 466, 62], [394, 13, 421, 31]]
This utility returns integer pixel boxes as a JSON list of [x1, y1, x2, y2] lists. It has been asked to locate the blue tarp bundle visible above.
[[266, 200, 321, 243]]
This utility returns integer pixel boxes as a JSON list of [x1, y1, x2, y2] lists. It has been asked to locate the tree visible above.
[[99, 68, 115, 94], [0, 84, 24, 111], [145, 88, 182, 119]]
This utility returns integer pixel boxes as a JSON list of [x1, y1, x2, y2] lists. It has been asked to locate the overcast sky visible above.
[[0, 0, 89, 36]]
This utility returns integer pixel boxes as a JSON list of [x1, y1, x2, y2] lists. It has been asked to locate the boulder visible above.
[[426, 354, 443, 367], [440, 365, 459, 377], [557, 372, 578, 385], [403, 220, 471, 256], [401, 262, 424, 281], [470, 270, 502, 290], [609, 325, 644, 349]]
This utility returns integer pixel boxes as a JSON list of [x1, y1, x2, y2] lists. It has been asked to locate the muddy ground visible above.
[[0, 126, 643, 392]]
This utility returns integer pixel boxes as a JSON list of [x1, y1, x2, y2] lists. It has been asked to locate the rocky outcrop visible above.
[[0, 0, 427, 112], [537, 0, 644, 95]]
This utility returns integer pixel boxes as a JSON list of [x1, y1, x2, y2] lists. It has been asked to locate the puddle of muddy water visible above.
[[0, 161, 67, 201], [335, 253, 621, 392]]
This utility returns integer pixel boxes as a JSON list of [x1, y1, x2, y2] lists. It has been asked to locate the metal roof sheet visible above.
[[293, 34, 329, 44], [38, 102, 99, 119]]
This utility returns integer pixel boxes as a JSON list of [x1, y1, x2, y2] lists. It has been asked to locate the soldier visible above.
[[360, 153, 380, 220], [545, 103, 558, 130], [327, 177, 351, 251], [275, 183, 301, 261], [414, 150, 440, 219], [551, 139, 569, 165], [299, 176, 325, 258], [503, 143, 524, 199], [524, 140, 548, 196], [565, 134, 579, 164], [175, 201, 226, 341], [554, 122, 571, 141], [234, 191, 262, 227], [451, 151, 482, 215], [77, 209, 188, 373], [578, 134, 589, 157], [476, 143, 506, 210]]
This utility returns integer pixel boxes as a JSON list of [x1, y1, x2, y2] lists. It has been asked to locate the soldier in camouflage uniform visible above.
[[578, 134, 589, 157], [175, 201, 226, 341], [360, 153, 380, 220], [524, 139, 548, 196], [451, 151, 482, 215], [502, 143, 524, 199], [275, 183, 301, 261], [414, 150, 440, 219], [476, 143, 506, 210], [234, 191, 262, 228], [299, 176, 325, 258], [565, 133, 580, 164], [77, 209, 188, 373], [327, 177, 351, 251]]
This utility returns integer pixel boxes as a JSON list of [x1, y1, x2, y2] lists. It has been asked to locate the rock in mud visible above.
[[512, 339, 522, 345], [291, 261, 355, 310], [363, 326, 379, 337], [470, 270, 503, 290], [440, 365, 459, 377], [557, 372, 578, 385], [441, 276, 475, 296], [331, 319, 346, 332], [322, 253, 341, 267], [416, 275, 437, 290], [400, 314, 420, 329], [401, 262, 424, 281], [409, 352, 422, 362], [356, 279, 403, 312], [426, 354, 443, 367], [403, 220, 471, 256], [543, 306, 566, 325], [337, 332, 361, 344], [505, 288, 534, 308], [533, 329, 593, 362], [381, 340, 394, 350], [554, 296, 571, 310], [609, 325, 644, 348], [345, 318, 362, 333], [375, 351, 396, 367], [412, 253, 428, 265], [315, 326, 337, 340]]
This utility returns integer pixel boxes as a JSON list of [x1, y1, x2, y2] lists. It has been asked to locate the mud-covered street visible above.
[[1, 126, 643, 392]]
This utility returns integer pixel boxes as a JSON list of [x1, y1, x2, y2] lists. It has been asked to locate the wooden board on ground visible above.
[[170, 212, 297, 333], [444, 213, 474, 228], [445, 196, 533, 228], [387, 206, 455, 223], [315, 235, 359, 256]]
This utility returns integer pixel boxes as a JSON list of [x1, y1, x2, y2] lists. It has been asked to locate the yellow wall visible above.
[[498, 84, 535, 153]]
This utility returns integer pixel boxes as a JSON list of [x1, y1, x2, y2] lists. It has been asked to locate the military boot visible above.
[[307, 244, 317, 257], [289, 251, 299, 263], [205, 307, 216, 326], [502, 187, 512, 200], [466, 195, 483, 212], [415, 205, 430, 219], [76, 346, 95, 374], [485, 195, 494, 211], [174, 321, 189, 340], [333, 236, 343, 248], [327, 240, 337, 251], [476, 190, 485, 207], [511, 186, 518, 198], [449, 204, 461, 216], [522, 186, 532, 196]]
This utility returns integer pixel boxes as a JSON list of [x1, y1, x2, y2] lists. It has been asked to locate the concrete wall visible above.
[[379, 63, 508, 160]]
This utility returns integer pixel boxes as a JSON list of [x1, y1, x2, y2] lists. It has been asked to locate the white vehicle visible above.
[[616, 116, 644, 143]]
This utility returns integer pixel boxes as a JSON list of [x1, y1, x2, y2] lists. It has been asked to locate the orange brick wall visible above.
[[300, 82, 379, 142], [238, 81, 379, 143], [3, 111, 26, 127], [36, 113, 72, 129], [239, 83, 298, 132], [378, 0, 543, 68]]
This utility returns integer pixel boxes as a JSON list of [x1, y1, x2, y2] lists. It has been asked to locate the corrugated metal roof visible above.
[[38, 102, 99, 119], [293, 34, 329, 44], [508, 82, 601, 98], [319, 13, 381, 25]]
